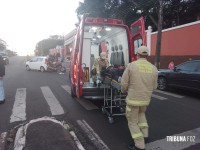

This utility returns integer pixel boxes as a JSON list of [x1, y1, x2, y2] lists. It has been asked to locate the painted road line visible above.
[[62, 85, 98, 110], [146, 127, 200, 150], [155, 90, 184, 98], [41, 86, 64, 115], [70, 131, 85, 150], [61, 85, 71, 94], [77, 120, 110, 150], [63, 123, 85, 150], [151, 94, 167, 100], [10, 88, 26, 123]]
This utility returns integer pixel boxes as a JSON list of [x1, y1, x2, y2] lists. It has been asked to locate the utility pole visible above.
[[155, 0, 163, 69]]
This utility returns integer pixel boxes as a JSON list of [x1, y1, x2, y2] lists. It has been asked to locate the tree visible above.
[[76, 0, 199, 30], [155, 0, 163, 69], [0, 38, 7, 50], [76, 0, 107, 19], [35, 35, 64, 56], [75, 0, 199, 68]]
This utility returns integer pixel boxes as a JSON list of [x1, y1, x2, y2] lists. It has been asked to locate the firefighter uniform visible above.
[[121, 46, 158, 150], [92, 52, 109, 83]]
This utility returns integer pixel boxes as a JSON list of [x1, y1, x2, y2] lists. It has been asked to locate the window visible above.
[[31, 58, 37, 62], [131, 24, 139, 35], [195, 65, 200, 72], [37, 58, 43, 62], [193, 61, 200, 72], [133, 37, 142, 54], [177, 61, 200, 72]]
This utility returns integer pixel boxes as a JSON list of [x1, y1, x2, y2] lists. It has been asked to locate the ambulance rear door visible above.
[[129, 17, 146, 61], [75, 16, 85, 98]]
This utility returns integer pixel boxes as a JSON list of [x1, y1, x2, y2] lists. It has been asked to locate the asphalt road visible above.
[[0, 56, 200, 150]]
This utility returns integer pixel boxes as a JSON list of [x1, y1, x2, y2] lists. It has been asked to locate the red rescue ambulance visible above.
[[66, 16, 146, 99]]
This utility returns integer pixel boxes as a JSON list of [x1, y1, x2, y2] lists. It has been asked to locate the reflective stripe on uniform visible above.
[[131, 132, 143, 139], [138, 122, 148, 128], [126, 98, 150, 106], [135, 61, 153, 74], [126, 105, 131, 111]]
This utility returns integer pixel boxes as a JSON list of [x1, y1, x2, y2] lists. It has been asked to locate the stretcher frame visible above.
[[101, 76, 126, 123]]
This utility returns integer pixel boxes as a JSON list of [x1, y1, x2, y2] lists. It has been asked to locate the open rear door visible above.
[[75, 16, 85, 98], [130, 17, 146, 61]]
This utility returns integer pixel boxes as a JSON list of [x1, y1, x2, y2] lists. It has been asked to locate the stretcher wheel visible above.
[[108, 117, 114, 124], [102, 107, 106, 114]]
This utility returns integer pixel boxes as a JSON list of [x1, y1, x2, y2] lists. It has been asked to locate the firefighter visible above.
[[121, 46, 158, 150], [91, 52, 109, 86]]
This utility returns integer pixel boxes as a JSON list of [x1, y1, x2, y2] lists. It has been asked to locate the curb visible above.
[[63, 124, 85, 150], [0, 132, 7, 150]]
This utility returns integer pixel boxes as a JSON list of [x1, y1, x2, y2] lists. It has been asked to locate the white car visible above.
[[26, 56, 48, 72]]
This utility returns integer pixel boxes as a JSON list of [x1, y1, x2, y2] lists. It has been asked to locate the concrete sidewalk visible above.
[[3, 117, 84, 150]]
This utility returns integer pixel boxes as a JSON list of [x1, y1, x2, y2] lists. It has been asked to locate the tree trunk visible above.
[[155, 0, 163, 69]]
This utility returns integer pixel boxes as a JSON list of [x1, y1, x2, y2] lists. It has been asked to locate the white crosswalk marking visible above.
[[41, 86, 64, 115], [10, 88, 26, 123], [152, 94, 167, 100], [155, 90, 184, 98], [61, 85, 71, 94], [146, 127, 200, 150]]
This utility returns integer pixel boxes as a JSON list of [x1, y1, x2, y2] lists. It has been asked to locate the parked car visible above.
[[26, 56, 48, 72], [158, 60, 200, 91], [0, 53, 9, 65]]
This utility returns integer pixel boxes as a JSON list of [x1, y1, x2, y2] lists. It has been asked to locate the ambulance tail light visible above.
[[79, 67, 83, 86]]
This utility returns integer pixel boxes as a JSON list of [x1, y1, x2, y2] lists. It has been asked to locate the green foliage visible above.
[[76, 0, 200, 31], [76, 0, 106, 18], [0, 38, 7, 50], [35, 35, 64, 56], [162, 0, 200, 29]]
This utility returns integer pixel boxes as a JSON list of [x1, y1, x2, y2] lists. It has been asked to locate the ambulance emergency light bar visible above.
[[85, 17, 124, 25]]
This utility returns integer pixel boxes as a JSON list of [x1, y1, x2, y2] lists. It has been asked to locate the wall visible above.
[[147, 21, 200, 68]]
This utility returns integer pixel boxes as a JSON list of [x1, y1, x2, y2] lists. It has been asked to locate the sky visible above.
[[0, 0, 82, 56]]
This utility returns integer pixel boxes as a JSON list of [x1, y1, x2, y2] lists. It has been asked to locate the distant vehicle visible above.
[[26, 56, 48, 72], [158, 60, 200, 91], [47, 61, 66, 73], [0, 52, 9, 65]]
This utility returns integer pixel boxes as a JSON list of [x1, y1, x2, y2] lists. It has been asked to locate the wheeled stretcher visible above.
[[100, 76, 126, 123]]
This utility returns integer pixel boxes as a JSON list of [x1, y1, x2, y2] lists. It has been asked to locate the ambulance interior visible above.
[[82, 25, 129, 86]]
